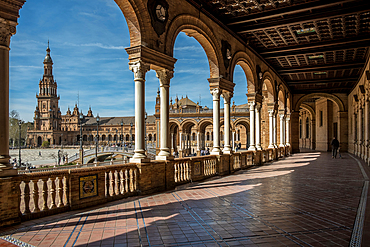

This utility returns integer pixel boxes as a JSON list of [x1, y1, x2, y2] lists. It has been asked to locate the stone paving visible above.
[[9, 148, 81, 166], [1, 151, 369, 246]]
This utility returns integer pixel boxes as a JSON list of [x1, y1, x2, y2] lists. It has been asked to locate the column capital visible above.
[[255, 102, 262, 111], [129, 60, 150, 80], [0, 18, 17, 48], [268, 109, 274, 116], [210, 88, 220, 100], [248, 101, 256, 110], [221, 90, 232, 104], [156, 69, 174, 87]]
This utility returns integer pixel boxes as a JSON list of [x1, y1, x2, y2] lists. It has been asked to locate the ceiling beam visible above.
[[262, 37, 370, 58], [235, 2, 370, 33], [287, 77, 358, 85], [277, 62, 364, 74], [292, 87, 354, 93], [227, 0, 358, 26]]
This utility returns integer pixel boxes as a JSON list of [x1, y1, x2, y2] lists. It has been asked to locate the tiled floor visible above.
[[1, 151, 369, 246]]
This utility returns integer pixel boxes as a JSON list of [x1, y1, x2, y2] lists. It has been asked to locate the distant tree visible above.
[[41, 141, 50, 148], [8, 110, 31, 147]]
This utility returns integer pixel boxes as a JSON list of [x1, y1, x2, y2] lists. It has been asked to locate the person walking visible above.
[[331, 137, 340, 159]]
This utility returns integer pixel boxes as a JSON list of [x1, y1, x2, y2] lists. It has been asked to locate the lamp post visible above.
[[95, 115, 100, 163], [120, 120, 123, 146], [18, 120, 23, 168], [79, 112, 84, 164]]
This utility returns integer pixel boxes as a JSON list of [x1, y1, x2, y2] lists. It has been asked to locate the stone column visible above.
[[310, 119, 316, 150], [255, 103, 262, 150], [171, 132, 174, 153], [273, 111, 278, 148], [358, 107, 363, 157], [285, 114, 290, 146], [248, 102, 256, 151], [268, 109, 274, 148], [210, 88, 221, 155], [338, 111, 348, 152], [222, 92, 232, 153], [129, 60, 150, 163], [196, 132, 200, 156], [156, 69, 173, 160], [0, 19, 18, 176], [290, 111, 300, 153], [231, 131, 235, 151], [279, 113, 285, 147]]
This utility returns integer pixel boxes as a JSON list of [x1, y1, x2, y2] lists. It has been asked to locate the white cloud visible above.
[[63, 42, 125, 50]]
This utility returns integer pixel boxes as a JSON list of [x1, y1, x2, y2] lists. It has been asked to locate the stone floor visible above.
[[9, 148, 80, 166], [1, 151, 369, 247]]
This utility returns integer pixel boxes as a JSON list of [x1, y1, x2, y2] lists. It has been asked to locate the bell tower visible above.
[[34, 41, 61, 132]]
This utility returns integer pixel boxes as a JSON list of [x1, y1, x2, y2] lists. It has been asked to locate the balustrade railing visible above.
[[20, 171, 69, 220], [174, 160, 190, 183], [3, 146, 292, 228]]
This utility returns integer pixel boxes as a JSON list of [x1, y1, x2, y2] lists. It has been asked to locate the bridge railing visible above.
[[2, 146, 292, 228]]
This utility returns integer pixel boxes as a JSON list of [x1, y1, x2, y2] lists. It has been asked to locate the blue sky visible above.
[[9, 0, 248, 122]]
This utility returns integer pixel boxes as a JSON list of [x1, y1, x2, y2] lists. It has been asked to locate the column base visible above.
[[268, 144, 275, 149], [256, 145, 262, 151], [0, 168, 18, 177], [223, 149, 232, 154], [156, 155, 174, 161], [211, 147, 222, 155], [248, 146, 256, 151], [130, 157, 150, 163]]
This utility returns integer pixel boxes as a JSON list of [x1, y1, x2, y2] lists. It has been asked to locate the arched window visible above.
[[126, 134, 130, 141], [149, 134, 152, 141], [237, 130, 240, 141], [154, 134, 156, 141], [206, 132, 210, 141], [192, 132, 196, 141]]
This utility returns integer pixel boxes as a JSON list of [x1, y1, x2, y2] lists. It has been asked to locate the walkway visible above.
[[1, 151, 369, 246]]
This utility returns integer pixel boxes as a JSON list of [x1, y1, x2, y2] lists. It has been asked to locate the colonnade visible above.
[[353, 98, 370, 163], [127, 58, 291, 163]]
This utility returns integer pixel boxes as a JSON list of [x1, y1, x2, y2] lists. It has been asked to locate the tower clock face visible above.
[[155, 4, 167, 22]]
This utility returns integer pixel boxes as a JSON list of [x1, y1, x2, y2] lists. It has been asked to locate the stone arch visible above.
[[198, 119, 213, 132], [300, 103, 315, 119], [262, 76, 274, 103], [286, 97, 292, 114], [169, 119, 181, 130], [229, 51, 256, 94], [232, 118, 250, 129], [165, 14, 221, 78], [180, 119, 198, 131], [294, 93, 345, 112], [278, 88, 285, 109], [114, 0, 148, 47]]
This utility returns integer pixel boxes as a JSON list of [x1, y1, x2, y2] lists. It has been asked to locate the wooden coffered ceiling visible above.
[[186, 0, 370, 94]]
